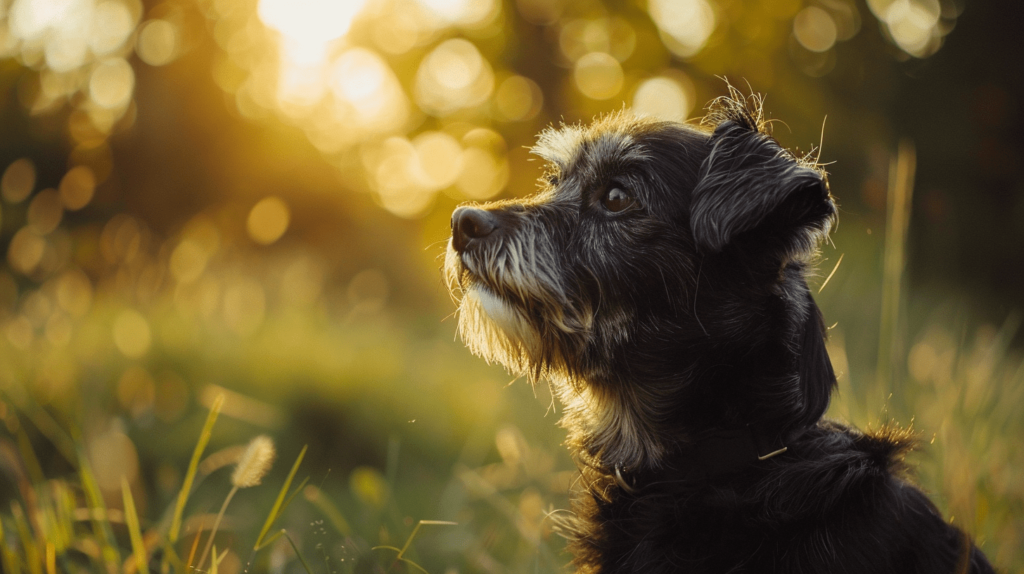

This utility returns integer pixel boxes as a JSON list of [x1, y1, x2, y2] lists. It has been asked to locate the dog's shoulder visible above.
[[754, 420, 913, 519], [765, 421, 995, 573]]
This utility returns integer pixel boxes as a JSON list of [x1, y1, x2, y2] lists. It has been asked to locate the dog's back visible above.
[[569, 421, 994, 573]]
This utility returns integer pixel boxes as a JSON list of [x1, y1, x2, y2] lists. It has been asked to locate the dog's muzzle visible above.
[[451, 206, 497, 253]]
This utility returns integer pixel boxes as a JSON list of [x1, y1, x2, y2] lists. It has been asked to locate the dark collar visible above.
[[614, 422, 810, 493]]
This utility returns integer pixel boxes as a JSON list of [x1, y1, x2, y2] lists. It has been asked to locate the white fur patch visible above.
[[457, 285, 540, 373]]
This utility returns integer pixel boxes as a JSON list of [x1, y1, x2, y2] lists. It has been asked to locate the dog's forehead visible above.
[[531, 119, 655, 177]]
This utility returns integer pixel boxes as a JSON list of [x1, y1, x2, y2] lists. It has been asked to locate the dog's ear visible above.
[[795, 295, 837, 426], [690, 120, 835, 255]]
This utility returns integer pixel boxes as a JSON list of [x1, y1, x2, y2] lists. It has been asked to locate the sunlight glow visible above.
[[867, 0, 946, 57], [331, 47, 408, 133], [632, 74, 693, 121], [573, 52, 623, 100], [793, 7, 837, 53], [494, 75, 543, 122], [247, 196, 291, 245], [415, 39, 494, 116], [648, 0, 716, 58], [416, 0, 497, 27], [136, 19, 179, 66], [257, 0, 369, 45], [89, 58, 134, 109]]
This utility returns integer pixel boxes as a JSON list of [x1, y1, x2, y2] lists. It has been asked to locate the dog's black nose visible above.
[[451, 207, 497, 252]]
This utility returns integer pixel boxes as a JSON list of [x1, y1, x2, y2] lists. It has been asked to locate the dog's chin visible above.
[[457, 284, 542, 378]]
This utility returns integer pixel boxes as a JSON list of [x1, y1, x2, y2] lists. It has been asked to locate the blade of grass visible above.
[[169, 393, 224, 544], [254, 529, 285, 551], [159, 541, 184, 574], [817, 253, 844, 294], [186, 517, 204, 568], [121, 477, 149, 574], [13, 420, 45, 486], [0, 520, 24, 574], [254, 445, 307, 550], [11, 502, 41, 574], [75, 447, 120, 571], [877, 139, 915, 399], [22, 406, 76, 465], [283, 531, 315, 574], [276, 476, 310, 521], [397, 521, 458, 560], [40, 504, 63, 555], [372, 519, 458, 574]]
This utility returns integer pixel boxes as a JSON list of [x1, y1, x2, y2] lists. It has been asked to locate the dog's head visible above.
[[445, 89, 837, 470]]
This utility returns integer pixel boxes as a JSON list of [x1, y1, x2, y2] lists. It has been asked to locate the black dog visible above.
[[445, 88, 995, 573]]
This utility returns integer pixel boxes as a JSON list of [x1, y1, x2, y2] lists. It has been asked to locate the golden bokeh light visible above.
[[247, 196, 291, 245], [100, 214, 145, 264], [457, 129, 508, 200], [868, 0, 946, 57], [648, 0, 716, 58], [59, 165, 97, 210], [89, 1, 136, 55], [136, 19, 179, 66], [412, 131, 464, 190], [170, 239, 210, 283], [170, 216, 221, 282], [573, 52, 623, 100], [794, 7, 838, 53], [417, 0, 498, 27], [330, 47, 410, 136], [258, 0, 369, 45], [275, 52, 327, 111], [494, 75, 543, 122], [415, 38, 494, 116], [371, 137, 437, 218], [89, 58, 135, 109], [7, 228, 46, 275], [457, 147, 506, 200], [369, 10, 420, 54], [2, 158, 36, 204], [632, 75, 694, 121], [559, 17, 636, 63], [27, 188, 63, 234], [56, 268, 93, 317], [113, 308, 152, 358]]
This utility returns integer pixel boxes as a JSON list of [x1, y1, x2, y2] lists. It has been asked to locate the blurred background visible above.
[[0, 0, 1021, 572]]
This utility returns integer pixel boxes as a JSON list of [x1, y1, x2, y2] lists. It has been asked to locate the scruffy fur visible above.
[[445, 88, 995, 573]]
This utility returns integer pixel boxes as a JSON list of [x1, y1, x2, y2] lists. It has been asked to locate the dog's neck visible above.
[[613, 419, 815, 493], [559, 286, 836, 478]]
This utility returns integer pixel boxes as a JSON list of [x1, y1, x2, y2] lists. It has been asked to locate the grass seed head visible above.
[[232, 435, 276, 488]]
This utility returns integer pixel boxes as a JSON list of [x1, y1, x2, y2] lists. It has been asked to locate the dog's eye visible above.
[[601, 186, 637, 213]]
